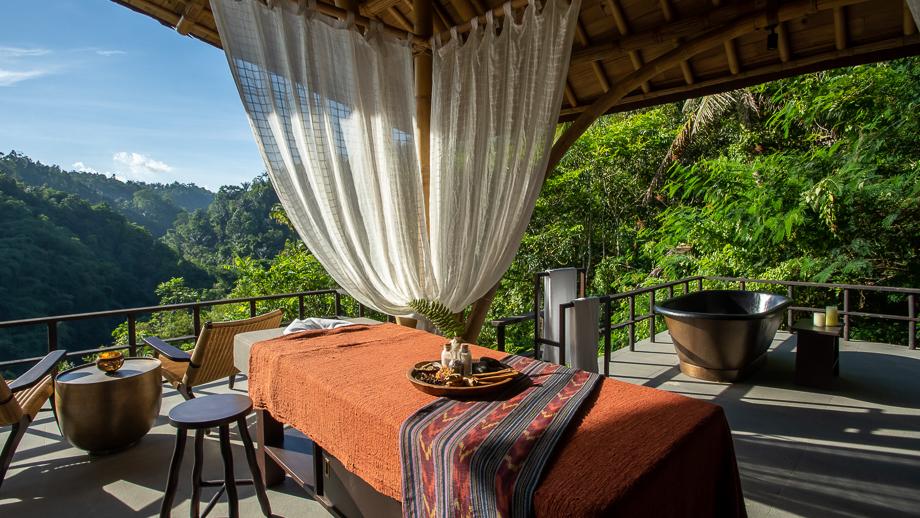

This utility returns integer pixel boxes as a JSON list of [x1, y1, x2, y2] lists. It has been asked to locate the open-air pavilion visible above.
[[2, 0, 920, 517]]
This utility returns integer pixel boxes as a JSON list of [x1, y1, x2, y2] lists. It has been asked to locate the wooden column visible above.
[[415, 0, 433, 220]]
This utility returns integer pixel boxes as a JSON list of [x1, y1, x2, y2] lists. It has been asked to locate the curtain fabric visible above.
[[909, 1, 920, 28], [211, 0, 579, 315]]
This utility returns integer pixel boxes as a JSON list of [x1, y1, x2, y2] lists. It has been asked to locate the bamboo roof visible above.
[[115, 0, 920, 122]]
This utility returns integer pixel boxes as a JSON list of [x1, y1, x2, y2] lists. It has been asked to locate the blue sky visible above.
[[0, 1, 264, 190]]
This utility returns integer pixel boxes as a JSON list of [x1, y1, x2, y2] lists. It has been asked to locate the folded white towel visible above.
[[283, 317, 355, 335], [542, 268, 578, 364]]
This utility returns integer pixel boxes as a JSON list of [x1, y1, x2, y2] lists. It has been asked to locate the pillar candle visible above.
[[813, 312, 826, 327], [825, 305, 839, 326]]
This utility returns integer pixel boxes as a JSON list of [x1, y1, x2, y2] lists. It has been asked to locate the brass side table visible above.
[[55, 357, 162, 454]]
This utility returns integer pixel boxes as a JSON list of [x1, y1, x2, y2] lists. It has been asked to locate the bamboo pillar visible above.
[[415, 0, 433, 223], [397, 0, 434, 329]]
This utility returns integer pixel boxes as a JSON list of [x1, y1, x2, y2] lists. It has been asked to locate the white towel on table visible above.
[[542, 268, 578, 364], [567, 297, 600, 373], [283, 317, 355, 335]]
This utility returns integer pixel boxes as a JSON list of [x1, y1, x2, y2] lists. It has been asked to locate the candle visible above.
[[825, 305, 839, 327], [813, 312, 826, 327]]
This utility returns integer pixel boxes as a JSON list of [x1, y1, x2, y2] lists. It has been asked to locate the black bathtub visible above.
[[654, 290, 791, 381]]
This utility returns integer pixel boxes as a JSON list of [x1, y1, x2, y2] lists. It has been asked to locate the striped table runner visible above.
[[400, 355, 601, 518]]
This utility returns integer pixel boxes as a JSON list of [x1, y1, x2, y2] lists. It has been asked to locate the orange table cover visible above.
[[249, 323, 745, 517]]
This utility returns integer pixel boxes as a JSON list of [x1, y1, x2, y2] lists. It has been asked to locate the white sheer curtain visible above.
[[909, 1, 920, 28], [211, 0, 578, 315]]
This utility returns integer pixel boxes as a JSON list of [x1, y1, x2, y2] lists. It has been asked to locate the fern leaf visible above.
[[408, 299, 465, 338]]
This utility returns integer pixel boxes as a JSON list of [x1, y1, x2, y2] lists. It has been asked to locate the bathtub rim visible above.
[[654, 289, 792, 321]]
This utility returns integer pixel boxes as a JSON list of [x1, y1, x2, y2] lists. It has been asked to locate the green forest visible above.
[[2, 57, 919, 372]]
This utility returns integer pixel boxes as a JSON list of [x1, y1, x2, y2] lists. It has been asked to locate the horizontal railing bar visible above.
[[0, 289, 340, 329], [706, 276, 920, 295]]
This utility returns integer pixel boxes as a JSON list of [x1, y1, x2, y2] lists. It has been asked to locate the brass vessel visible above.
[[95, 350, 125, 373], [55, 358, 162, 454]]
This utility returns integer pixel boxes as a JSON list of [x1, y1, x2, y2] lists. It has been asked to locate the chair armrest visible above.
[[143, 336, 192, 362], [9, 350, 67, 392]]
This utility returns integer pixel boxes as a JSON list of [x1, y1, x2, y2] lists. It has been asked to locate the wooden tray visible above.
[[407, 361, 522, 398]]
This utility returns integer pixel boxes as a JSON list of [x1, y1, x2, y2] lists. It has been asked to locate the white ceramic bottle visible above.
[[441, 343, 452, 368]]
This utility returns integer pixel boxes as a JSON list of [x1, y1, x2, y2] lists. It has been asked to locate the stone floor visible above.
[[608, 332, 920, 518], [2, 331, 919, 517]]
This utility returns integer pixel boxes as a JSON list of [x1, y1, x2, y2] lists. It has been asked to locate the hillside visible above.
[[0, 174, 211, 364], [0, 151, 214, 236]]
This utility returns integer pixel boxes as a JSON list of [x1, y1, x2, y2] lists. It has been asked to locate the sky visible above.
[[0, 1, 265, 190]]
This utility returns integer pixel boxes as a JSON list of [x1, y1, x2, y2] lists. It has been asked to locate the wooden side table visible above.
[[791, 319, 842, 388]]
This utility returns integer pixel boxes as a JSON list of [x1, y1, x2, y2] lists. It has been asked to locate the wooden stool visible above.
[[160, 394, 272, 518]]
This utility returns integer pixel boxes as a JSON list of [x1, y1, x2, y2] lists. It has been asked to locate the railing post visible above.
[[697, 277, 704, 291], [603, 298, 611, 376], [47, 320, 58, 352], [128, 314, 137, 356], [740, 280, 746, 291], [628, 294, 636, 352], [649, 290, 656, 343], [193, 305, 201, 337], [909, 294, 916, 350], [684, 280, 690, 295], [496, 325, 506, 352], [787, 286, 794, 329], [334, 291, 342, 317], [558, 306, 566, 366], [358, 303, 366, 318], [249, 300, 257, 318], [668, 284, 674, 298], [533, 274, 541, 354], [843, 289, 850, 340], [298, 295, 305, 320]]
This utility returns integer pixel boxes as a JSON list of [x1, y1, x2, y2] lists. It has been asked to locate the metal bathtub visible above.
[[655, 290, 791, 382]]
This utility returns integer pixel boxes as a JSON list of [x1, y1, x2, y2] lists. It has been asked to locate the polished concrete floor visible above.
[[2, 331, 919, 517]]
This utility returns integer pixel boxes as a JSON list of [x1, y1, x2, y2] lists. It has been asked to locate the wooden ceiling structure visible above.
[[114, 0, 920, 169]]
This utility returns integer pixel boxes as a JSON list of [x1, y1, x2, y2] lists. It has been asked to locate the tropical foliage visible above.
[[3, 57, 920, 371]]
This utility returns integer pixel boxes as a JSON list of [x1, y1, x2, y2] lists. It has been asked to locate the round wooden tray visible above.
[[407, 361, 521, 397]]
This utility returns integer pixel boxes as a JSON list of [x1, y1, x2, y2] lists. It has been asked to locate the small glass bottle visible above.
[[459, 343, 472, 377], [441, 343, 452, 368]]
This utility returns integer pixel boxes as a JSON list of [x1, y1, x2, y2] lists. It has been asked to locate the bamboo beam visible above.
[[724, 38, 741, 74], [414, 0, 433, 225], [176, 1, 205, 36], [117, 0, 221, 45], [659, 0, 695, 85], [546, 0, 874, 178], [575, 21, 611, 93], [362, 0, 404, 15], [834, 6, 848, 50], [605, 0, 651, 93], [570, 0, 871, 65], [560, 33, 920, 118], [388, 5, 414, 31], [777, 21, 792, 61], [449, 0, 478, 21], [564, 83, 579, 107], [906, 0, 918, 35]]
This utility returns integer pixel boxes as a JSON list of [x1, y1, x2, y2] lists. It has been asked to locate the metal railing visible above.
[[0, 289, 365, 370], [491, 274, 919, 375]]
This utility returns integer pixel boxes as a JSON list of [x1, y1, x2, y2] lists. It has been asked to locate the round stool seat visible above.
[[168, 394, 253, 429]]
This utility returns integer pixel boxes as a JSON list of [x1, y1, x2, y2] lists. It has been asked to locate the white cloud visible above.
[[113, 152, 173, 180], [0, 47, 50, 59], [95, 49, 126, 57], [72, 161, 99, 174], [0, 68, 48, 86]]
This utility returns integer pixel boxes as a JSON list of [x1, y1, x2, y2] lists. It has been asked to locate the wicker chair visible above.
[[144, 309, 284, 400], [1, 350, 66, 490]]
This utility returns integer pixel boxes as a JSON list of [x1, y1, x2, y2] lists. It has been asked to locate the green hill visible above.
[[0, 173, 212, 365], [0, 151, 213, 236]]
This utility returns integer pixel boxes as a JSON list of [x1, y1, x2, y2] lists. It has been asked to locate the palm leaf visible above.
[[407, 299, 465, 338]]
